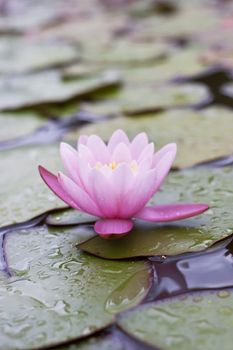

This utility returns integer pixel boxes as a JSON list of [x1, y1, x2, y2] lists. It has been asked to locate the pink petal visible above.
[[78, 144, 96, 166], [111, 142, 132, 163], [110, 163, 135, 215], [38, 166, 78, 209], [130, 132, 149, 159], [135, 203, 209, 222], [58, 172, 101, 216], [119, 168, 157, 218], [94, 219, 133, 238], [152, 144, 177, 194], [153, 143, 177, 167], [138, 143, 154, 163], [89, 169, 118, 218], [77, 134, 89, 148], [86, 135, 110, 163], [108, 129, 130, 153], [60, 142, 82, 186]]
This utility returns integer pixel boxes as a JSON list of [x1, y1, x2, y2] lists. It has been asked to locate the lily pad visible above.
[[0, 112, 45, 142], [122, 47, 208, 85], [78, 167, 233, 259], [117, 289, 233, 350], [58, 328, 150, 350], [83, 40, 171, 65], [0, 145, 65, 227], [136, 4, 218, 40], [46, 208, 96, 226], [66, 107, 233, 168], [79, 83, 210, 116], [118, 83, 210, 114], [0, 70, 121, 111], [1, 225, 151, 349], [0, 38, 80, 74]]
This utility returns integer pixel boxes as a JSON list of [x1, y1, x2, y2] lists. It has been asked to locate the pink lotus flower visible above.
[[39, 130, 209, 238]]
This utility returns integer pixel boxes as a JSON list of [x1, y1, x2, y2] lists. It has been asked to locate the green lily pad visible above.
[[117, 289, 233, 350], [76, 82, 210, 117], [66, 107, 233, 168], [136, 4, 218, 40], [39, 12, 126, 47], [1, 225, 151, 349], [122, 47, 208, 85], [0, 112, 44, 142], [0, 145, 65, 227], [78, 167, 233, 259], [118, 83, 210, 114], [0, 38, 80, 74], [46, 208, 96, 226], [0, 70, 121, 111], [83, 40, 171, 65]]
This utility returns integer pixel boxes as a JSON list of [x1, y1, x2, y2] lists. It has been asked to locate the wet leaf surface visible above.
[[46, 208, 97, 226], [1, 225, 151, 349], [78, 167, 233, 258], [117, 289, 233, 350], [0, 0, 232, 349], [66, 107, 233, 168], [0, 145, 65, 227]]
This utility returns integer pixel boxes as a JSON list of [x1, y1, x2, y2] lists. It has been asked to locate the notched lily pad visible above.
[[78, 167, 233, 259], [68, 107, 233, 168], [0, 145, 65, 227], [1, 225, 152, 349], [117, 289, 233, 350], [46, 208, 97, 226]]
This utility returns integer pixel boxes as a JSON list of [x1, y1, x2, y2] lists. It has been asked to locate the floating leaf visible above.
[[0, 145, 65, 227], [67, 107, 233, 168], [0, 70, 121, 111], [46, 208, 96, 226], [117, 289, 233, 350], [0, 38, 80, 74], [0, 112, 44, 142], [81, 82, 210, 116], [118, 83, 210, 114], [135, 4, 219, 39], [122, 48, 208, 85], [78, 167, 233, 259], [58, 328, 149, 350], [83, 40, 171, 65], [1, 225, 151, 349]]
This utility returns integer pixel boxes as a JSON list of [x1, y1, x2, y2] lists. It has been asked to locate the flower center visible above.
[[94, 160, 138, 173]]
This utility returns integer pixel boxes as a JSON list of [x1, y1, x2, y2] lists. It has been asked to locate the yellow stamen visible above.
[[94, 160, 139, 173], [108, 161, 117, 170]]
